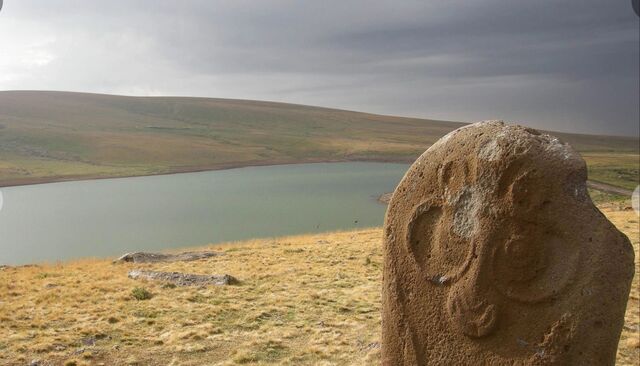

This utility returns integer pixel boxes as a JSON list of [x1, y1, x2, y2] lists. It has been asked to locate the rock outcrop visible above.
[[114, 251, 223, 264], [128, 270, 237, 286], [381, 121, 634, 365]]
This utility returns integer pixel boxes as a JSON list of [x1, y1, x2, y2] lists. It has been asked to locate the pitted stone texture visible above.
[[381, 121, 634, 365]]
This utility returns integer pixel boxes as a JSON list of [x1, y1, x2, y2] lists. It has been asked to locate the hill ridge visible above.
[[0, 91, 637, 188]]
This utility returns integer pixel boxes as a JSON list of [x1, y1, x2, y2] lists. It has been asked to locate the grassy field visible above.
[[583, 152, 640, 191], [1, 91, 638, 189], [0, 203, 637, 366]]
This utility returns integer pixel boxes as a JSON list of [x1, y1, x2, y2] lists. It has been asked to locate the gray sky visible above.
[[0, 1, 638, 136]]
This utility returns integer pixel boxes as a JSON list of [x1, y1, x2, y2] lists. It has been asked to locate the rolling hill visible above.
[[0, 91, 638, 188]]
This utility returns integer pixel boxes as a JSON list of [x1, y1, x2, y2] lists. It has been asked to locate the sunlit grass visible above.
[[0, 205, 637, 365], [583, 152, 640, 191]]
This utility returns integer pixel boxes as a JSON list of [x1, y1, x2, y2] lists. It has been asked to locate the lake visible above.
[[0, 162, 409, 265]]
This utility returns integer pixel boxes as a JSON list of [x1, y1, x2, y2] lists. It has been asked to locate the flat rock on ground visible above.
[[128, 269, 238, 286], [114, 251, 223, 263]]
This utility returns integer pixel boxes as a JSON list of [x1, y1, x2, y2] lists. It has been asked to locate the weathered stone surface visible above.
[[128, 270, 237, 286], [382, 121, 635, 365], [114, 251, 223, 264]]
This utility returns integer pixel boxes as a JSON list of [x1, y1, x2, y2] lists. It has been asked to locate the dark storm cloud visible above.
[[0, 0, 637, 135]]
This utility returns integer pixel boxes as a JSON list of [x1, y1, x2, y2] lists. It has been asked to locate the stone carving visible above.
[[381, 121, 634, 365]]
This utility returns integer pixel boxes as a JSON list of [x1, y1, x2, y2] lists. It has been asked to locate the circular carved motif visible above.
[[407, 202, 475, 284], [491, 233, 579, 303]]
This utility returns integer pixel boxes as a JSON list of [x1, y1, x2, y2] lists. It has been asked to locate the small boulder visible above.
[[128, 270, 238, 286], [113, 251, 223, 264]]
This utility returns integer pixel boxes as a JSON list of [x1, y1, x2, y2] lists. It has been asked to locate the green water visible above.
[[0, 162, 408, 265]]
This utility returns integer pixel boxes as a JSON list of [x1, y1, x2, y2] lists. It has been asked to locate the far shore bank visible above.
[[0, 157, 414, 189], [2, 157, 634, 198]]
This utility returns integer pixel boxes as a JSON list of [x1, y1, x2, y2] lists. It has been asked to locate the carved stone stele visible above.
[[381, 121, 634, 365]]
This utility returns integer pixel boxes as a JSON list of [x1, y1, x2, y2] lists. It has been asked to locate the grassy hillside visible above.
[[0, 205, 637, 366], [1, 91, 638, 188]]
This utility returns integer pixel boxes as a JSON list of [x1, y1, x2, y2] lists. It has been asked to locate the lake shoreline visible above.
[[0, 156, 415, 189], [0, 226, 383, 269], [3, 157, 633, 198], [1, 162, 409, 266]]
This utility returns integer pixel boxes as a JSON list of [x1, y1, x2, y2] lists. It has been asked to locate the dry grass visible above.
[[606, 206, 640, 366], [0, 207, 638, 366]]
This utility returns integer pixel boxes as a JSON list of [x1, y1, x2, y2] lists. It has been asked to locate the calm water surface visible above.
[[0, 162, 408, 265]]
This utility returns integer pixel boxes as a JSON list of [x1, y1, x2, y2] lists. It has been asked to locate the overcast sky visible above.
[[0, 1, 638, 136]]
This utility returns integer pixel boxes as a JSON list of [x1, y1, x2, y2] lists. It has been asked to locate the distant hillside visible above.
[[0, 91, 638, 187]]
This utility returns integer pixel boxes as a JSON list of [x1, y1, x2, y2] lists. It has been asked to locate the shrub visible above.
[[131, 287, 152, 300]]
